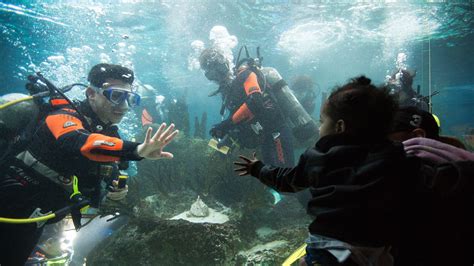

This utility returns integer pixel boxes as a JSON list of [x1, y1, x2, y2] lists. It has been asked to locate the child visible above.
[[235, 76, 417, 265]]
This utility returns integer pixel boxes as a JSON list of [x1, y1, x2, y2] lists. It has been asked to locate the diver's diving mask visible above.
[[203, 61, 229, 82], [93, 85, 141, 107]]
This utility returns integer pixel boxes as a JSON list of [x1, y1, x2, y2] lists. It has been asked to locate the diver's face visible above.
[[203, 62, 230, 84], [88, 79, 133, 124]]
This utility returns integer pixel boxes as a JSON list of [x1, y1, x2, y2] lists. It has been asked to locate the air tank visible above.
[[0, 93, 39, 139], [260, 67, 318, 142]]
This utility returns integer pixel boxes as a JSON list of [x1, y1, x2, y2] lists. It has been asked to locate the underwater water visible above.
[[1, 0, 473, 265]]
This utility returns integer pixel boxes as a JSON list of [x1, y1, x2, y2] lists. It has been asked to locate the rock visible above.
[[236, 240, 289, 265], [189, 196, 209, 217], [255, 227, 277, 239], [132, 192, 196, 220], [87, 219, 241, 266]]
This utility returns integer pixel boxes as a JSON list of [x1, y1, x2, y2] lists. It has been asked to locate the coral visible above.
[[132, 136, 270, 209]]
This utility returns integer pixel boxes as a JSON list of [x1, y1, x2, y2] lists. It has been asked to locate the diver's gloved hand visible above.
[[210, 119, 233, 139], [403, 137, 474, 163], [106, 180, 128, 201]]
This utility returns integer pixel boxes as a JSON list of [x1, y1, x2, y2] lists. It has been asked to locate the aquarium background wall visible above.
[[1, 0, 473, 265]]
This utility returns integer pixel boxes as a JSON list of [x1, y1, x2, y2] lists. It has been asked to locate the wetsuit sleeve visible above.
[[45, 110, 142, 162], [250, 150, 313, 193], [231, 71, 264, 124]]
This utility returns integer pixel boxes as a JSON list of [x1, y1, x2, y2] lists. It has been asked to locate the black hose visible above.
[[35, 73, 89, 128]]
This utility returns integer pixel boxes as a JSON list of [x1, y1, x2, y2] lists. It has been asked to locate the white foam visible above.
[[277, 20, 345, 65], [209, 25, 238, 70]]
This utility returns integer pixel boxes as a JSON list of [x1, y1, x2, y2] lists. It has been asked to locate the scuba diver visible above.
[[290, 75, 317, 115], [138, 84, 168, 128], [387, 69, 429, 111], [0, 63, 179, 265], [200, 46, 317, 168]]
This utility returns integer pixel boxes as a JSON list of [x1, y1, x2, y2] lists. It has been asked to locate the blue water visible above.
[[1, 1, 473, 136]]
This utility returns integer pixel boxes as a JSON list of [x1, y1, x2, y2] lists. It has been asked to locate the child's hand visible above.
[[233, 152, 258, 176]]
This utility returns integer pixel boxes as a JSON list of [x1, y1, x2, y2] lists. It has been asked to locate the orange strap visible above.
[[46, 114, 84, 139], [50, 98, 69, 106], [243, 72, 262, 96], [232, 103, 254, 123], [274, 137, 286, 165], [141, 109, 153, 126], [231, 71, 262, 123]]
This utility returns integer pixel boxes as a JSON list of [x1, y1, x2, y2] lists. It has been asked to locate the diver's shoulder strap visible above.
[[15, 150, 73, 193]]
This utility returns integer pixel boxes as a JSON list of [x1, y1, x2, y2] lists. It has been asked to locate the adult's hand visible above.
[[233, 152, 259, 176], [403, 137, 474, 163], [136, 123, 179, 160], [106, 180, 128, 201], [209, 119, 233, 139]]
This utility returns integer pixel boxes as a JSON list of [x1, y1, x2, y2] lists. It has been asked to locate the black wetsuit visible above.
[[224, 68, 294, 167], [0, 100, 142, 265]]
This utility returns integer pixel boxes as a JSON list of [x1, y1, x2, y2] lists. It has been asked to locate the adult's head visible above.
[[86, 63, 139, 124], [389, 106, 467, 149], [388, 106, 439, 142], [291, 75, 314, 94], [199, 48, 232, 84], [291, 75, 317, 114], [319, 76, 398, 139]]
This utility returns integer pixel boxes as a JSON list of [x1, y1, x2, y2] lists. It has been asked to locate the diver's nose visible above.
[[116, 99, 130, 111]]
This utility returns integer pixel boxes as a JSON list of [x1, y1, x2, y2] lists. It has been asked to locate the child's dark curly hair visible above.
[[326, 76, 398, 138]]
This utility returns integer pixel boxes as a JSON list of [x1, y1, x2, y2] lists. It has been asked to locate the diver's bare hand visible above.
[[233, 152, 258, 176], [136, 123, 179, 160]]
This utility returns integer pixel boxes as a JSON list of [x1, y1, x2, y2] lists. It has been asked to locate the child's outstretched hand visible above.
[[233, 152, 259, 176]]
